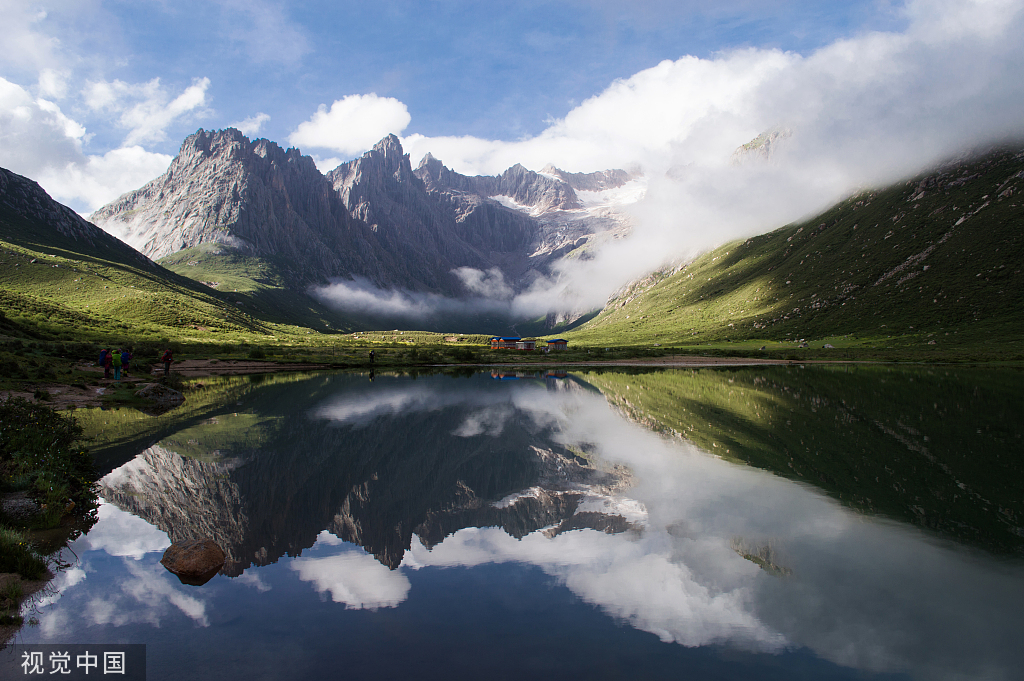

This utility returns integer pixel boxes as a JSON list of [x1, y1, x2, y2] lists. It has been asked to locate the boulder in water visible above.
[[160, 538, 226, 586]]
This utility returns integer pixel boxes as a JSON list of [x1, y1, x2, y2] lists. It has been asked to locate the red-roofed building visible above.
[[490, 336, 521, 350]]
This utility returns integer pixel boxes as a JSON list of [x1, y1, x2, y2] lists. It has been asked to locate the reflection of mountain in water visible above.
[[100, 374, 637, 575]]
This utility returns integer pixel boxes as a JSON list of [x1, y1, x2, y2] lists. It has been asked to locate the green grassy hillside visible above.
[[581, 366, 1024, 555], [568, 148, 1024, 354], [0, 198, 273, 343]]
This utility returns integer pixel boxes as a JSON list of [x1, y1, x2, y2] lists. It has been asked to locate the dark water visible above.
[[8, 367, 1024, 680]]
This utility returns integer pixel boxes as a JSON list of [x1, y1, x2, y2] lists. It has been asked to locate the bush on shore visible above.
[[0, 397, 98, 528]]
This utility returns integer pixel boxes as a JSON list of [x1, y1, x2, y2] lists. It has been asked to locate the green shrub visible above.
[[0, 398, 98, 528], [0, 525, 47, 579], [248, 346, 266, 359]]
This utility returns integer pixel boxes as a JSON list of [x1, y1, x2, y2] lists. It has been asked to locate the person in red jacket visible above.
[[161, 349, 174, 376]]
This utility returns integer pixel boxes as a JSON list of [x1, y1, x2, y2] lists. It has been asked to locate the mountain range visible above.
[[1, 128, 1022, 350], [88, 129, 638, 330]]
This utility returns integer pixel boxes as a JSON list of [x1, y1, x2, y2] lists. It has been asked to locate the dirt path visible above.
[[152, 358, 331, 377]]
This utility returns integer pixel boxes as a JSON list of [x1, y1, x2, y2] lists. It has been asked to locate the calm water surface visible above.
[[8, 366, 1024, 680]]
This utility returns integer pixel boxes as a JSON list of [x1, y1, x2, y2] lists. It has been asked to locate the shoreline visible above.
[[0, 355, 989, 411]]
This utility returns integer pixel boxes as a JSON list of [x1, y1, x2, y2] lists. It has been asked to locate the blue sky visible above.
[[1, 0, 913, 210], [8, 0, 903, 147]]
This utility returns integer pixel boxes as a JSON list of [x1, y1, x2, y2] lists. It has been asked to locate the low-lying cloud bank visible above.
[[308, 0, 1024, 321], [311, 268, 592, 326]]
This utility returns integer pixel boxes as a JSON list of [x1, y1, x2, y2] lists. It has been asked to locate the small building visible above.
[[490, 336, 521, 350], [545, 339, 569, 351], [515, 339, 537, 351]]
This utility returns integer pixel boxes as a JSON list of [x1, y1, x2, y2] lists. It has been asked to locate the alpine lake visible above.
[[5, 363, 1024, 680]]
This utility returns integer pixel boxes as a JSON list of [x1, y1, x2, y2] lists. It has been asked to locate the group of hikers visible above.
[[97, 347, 175, 380]]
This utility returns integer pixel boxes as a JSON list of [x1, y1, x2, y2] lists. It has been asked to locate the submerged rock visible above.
[[134, 383, 185, 408], [0, 491, 42, 521], [160, 538, 226, 586]]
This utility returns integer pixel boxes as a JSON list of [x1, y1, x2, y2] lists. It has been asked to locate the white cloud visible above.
[[39, 145, 173, 212], [291, 547, 411, 609], [0, 75, 185, 211], [312, 275, 512, 321], [34, 97, 87, 140], [452, 267, 513, 299], [37, 67, 69, 99], [218, 0, 311, 66], [0, 77, 88, 183], [0, 2, 63, 73], [289, 93, 412, 156], [82, 77, 211, 145], [229, 111, 270, 136]]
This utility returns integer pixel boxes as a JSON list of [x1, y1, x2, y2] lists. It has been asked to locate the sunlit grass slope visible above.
[[0, 201, 271, 342], [581, 366, 1024, 555], [568, 148, 1024, 353]]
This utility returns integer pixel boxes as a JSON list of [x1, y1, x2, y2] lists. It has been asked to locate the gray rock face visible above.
[[326, 135, 538, 293], [539, 164, 637, 192], [91, 130, 543, 294], [733, 127, 792, 163], [90, 129, 379, 288], [416, 153, 582, 212]]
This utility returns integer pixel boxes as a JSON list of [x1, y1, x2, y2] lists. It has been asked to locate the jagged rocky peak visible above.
[[732, 126, 792, 163], [413, 152, 582, 212], [539, 164, 638, 192], [327, 133, 422, 212], [89, 127, 342, 261]]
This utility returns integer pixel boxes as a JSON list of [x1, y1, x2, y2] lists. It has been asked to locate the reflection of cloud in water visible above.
[[75, 501, 170, 560], [31, 502, 208, 637], [310, 383, 444, 426], [57, 375, 1024, 680], [32, 567, 87, 629], [404, 527, 781, 649], [36, 556, 210, 636], [291, 546, 410, 609], [452, 404, 515, 437], [310, 380, 568, 434], [235, 571, 271, 593], [95, 557, 208, 626], [91, 559, 209, 627]]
